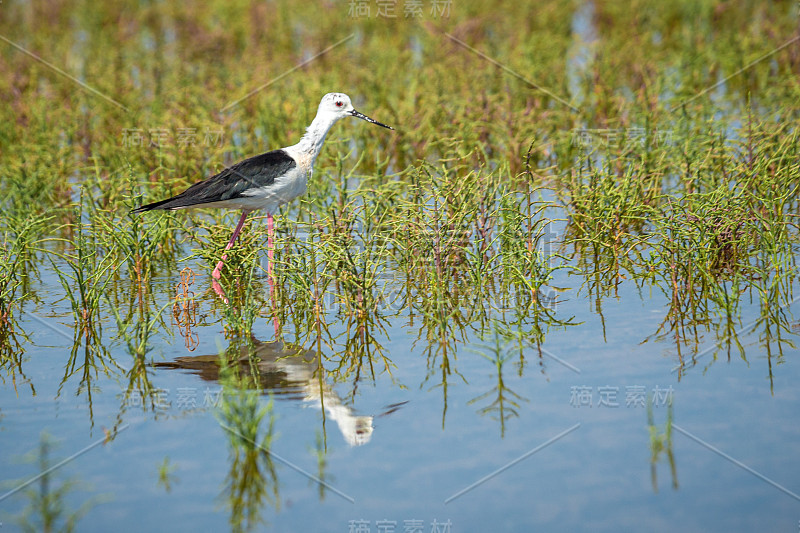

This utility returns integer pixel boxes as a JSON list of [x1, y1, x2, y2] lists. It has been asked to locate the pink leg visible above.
[[212, 210, 250, 280], [266, 213, 280, 336], [267, 213, 275, 280], [212, 210, 250, 304]]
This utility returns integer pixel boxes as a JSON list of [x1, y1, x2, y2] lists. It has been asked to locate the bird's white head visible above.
[[317, 93, 393, 130]]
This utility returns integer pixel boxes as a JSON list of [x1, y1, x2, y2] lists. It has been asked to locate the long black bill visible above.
[[351, 109, 393, 130]]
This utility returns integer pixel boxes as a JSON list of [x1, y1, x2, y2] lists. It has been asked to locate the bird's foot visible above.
[[212, 278, 229, 304], [212, 258, 228, 302]]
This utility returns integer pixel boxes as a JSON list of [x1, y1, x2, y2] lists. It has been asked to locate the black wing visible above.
[[132, 149, 296, 212]]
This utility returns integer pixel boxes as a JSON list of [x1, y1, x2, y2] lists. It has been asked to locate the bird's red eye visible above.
[[335, 101, 343, 107]]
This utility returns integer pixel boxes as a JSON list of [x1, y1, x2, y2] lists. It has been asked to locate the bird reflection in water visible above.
[[154, 336, 405, 446]]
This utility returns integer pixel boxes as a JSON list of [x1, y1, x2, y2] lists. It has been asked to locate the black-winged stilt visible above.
[[133, 93, 392, 292]]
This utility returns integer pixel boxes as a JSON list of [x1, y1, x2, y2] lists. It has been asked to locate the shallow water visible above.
[[2, 225, 798, 532]]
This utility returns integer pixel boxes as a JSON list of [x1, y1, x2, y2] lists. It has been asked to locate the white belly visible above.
[[193, 166, 309, 214], [240, 165, 309, 213]]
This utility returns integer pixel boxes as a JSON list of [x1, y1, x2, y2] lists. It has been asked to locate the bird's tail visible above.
[[130, 197, 178, 214]]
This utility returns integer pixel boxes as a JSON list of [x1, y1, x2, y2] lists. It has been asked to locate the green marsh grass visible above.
[[1, 0, 799, 447], [0, 210, 51, 391], [647, 395, 677, 493], [156, 457, 178, 494], [217, 361, 278, 532], [467, 326, 529, 438]]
